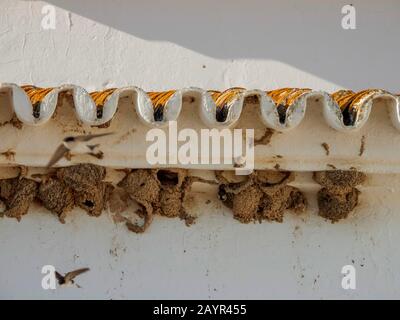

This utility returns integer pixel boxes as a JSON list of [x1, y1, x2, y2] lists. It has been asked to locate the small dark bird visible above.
[[47, 132, 114, 168], [55, 268, 90, 288]]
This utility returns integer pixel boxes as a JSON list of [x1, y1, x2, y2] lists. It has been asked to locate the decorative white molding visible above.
[[1, 84, 399, 131]]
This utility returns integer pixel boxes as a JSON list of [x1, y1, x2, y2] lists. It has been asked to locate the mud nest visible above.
[[216, 170, 307, 223], [38, 178, 74, 223], [36, 164, 112, 222], [313, 170, 366, 222], [115, 169, 212, 233], [0, 177, 38, 221], [0, 164, 368, 231]]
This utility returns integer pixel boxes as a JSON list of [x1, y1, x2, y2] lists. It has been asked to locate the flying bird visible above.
[[47, 132, 114, 168], [55, 268, 90, 288]]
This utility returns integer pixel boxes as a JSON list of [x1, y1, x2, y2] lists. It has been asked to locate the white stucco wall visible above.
[[1, 0, 400, 299]]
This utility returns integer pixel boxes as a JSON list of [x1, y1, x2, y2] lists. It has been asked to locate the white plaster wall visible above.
[[1, 0, 400, 299]]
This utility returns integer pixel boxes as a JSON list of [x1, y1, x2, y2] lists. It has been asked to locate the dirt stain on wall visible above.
[[321, 143, 330, 156], [0, 149, 15, 161], [359, 135, 366, 156]]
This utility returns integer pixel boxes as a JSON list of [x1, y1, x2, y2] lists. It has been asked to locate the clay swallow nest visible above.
[[313, 170, 366, 222], [0, 163, 366, 232], [110, 168, 215, 233], [0, 164, 217, 233], [0, 164, 113, 223], [216, 170, 307, 223]]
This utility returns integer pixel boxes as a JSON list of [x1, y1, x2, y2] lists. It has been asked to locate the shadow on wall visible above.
[[35, 0, 400, 90]]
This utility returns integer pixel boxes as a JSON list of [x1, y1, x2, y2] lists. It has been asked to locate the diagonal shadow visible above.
[[30, 0, 400, 90]]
